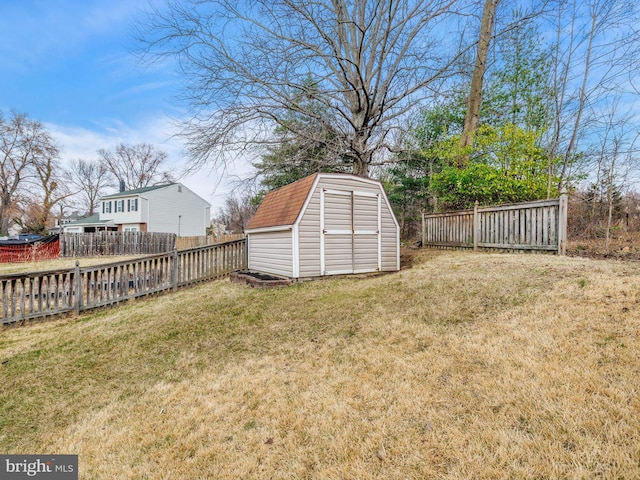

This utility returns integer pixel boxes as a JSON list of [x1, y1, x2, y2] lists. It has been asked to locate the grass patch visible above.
[[1, 250, 639, 478], [0, 255, 150, 275]]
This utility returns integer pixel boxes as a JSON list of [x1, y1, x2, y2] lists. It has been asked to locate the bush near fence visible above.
[[0, 239, 247, 325]]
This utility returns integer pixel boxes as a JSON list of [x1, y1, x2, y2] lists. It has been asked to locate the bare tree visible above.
[[544, 0, 640, 189], [140, 0, 469, 177], [0, 111, 60, 235], [97, 143, 174, 190], [67, 158, 112, 215], [22, 153, 73, 234], [213, 192, 258, 234]]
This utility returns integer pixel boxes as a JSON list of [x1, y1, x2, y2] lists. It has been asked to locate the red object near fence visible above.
[[0, 238, 60, 263]]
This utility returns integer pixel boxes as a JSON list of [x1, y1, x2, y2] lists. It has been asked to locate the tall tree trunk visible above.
[[0, 193, 12, 235], [351, 131, 371, 177], [458, 0, 500, 169]]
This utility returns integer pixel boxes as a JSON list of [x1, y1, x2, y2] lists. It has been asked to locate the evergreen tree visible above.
[[253, 77, 351, 192]]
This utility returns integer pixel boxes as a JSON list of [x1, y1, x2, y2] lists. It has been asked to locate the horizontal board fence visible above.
[[1, 238, 247, 325], [422, 193, 568, 254], [60, 232, 176, 257]]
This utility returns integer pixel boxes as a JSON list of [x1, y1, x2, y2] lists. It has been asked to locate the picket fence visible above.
[[0, 239, 247, 325], [422, 193, 568, 254]]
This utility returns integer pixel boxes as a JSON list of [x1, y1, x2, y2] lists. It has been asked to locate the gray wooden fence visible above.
[[1, 238, 246, 325], [422, 193, 568, 254], [60, 232, 176, 257], [176, 234, 245, 251]]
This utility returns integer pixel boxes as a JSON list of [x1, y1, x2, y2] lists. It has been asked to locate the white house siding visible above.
[[100, 196, 148, 226], [145, 184, 209, 236], [248, 230, 294, 278]]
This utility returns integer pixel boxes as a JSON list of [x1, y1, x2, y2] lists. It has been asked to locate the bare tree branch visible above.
[[139, 0, 471, 177], [97, 143, 175, 190]]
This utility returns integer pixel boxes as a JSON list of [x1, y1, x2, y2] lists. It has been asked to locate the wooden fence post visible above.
[[558, 188, 568, 255], [74, 260, 81, 315], [473, 201, 480, 251], [421, 212, 425, 247], [171, 250, 179, 291]]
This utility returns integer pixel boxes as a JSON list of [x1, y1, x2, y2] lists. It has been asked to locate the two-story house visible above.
[[63, 183, 211, 236]]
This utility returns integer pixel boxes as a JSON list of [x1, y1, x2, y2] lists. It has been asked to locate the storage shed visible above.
[[245, 173, 400, 279]]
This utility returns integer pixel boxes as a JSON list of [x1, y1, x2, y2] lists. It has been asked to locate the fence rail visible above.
[[60, 232, 176, 257], [422, 193, 568, 254], [1, 239, 247, 325]]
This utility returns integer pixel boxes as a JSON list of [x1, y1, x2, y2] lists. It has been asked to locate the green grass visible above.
[[1, 249, 639, 479]]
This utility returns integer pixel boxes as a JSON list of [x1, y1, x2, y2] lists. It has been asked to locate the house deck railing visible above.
[[1, 239, 247, 325]]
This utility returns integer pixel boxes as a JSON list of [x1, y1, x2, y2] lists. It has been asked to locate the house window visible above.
[[103, 201, 112, 214], [127, 199, 138, 212], [124, 226, 139, 232]]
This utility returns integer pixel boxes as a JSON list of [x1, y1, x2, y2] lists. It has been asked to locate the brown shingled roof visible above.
[[247, 173, 318, 230]]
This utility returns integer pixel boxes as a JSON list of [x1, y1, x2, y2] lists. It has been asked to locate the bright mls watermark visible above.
[[0, 455, 77, 479]]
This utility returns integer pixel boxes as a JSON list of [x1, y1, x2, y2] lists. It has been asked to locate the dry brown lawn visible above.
[[1, 250, 639, 479], [0, 255, 149, 275]]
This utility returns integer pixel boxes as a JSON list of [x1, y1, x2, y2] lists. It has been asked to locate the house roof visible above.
[[65, 214, 113, 226], [247, 173, 318, 230], [101, 184, 172, 199]]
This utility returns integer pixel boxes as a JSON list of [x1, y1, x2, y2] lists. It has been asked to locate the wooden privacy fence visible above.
[[176, 234, 245, 251], [60, 232, 176, 257], [422, 193, 568, 254], [1, 238, 246, 325]]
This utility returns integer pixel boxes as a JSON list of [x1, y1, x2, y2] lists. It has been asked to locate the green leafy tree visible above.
[[385, 97, 466, 236], [482, 17, 552, 134], [414, 18, 560, 211], [431, 123, 559, 209]]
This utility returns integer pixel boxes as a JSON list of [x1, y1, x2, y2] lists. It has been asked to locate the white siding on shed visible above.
[[248, 229, 294, 278], [246, 173, 400, 279]]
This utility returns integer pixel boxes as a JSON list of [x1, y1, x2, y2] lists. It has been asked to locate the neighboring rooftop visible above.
[[65, 213, 113, 226], [101, 184, 173, 199]]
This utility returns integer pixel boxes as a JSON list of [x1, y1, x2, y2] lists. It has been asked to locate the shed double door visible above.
[[320, 188, 381, 275]]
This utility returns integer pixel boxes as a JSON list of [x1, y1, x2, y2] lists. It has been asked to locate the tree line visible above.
[[0, 110, 174, 236], [7, 1, 639, 243], [139, 0, 640, 243]]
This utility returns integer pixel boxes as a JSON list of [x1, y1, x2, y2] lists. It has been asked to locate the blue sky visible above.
[[0, 0, 245, 212]]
